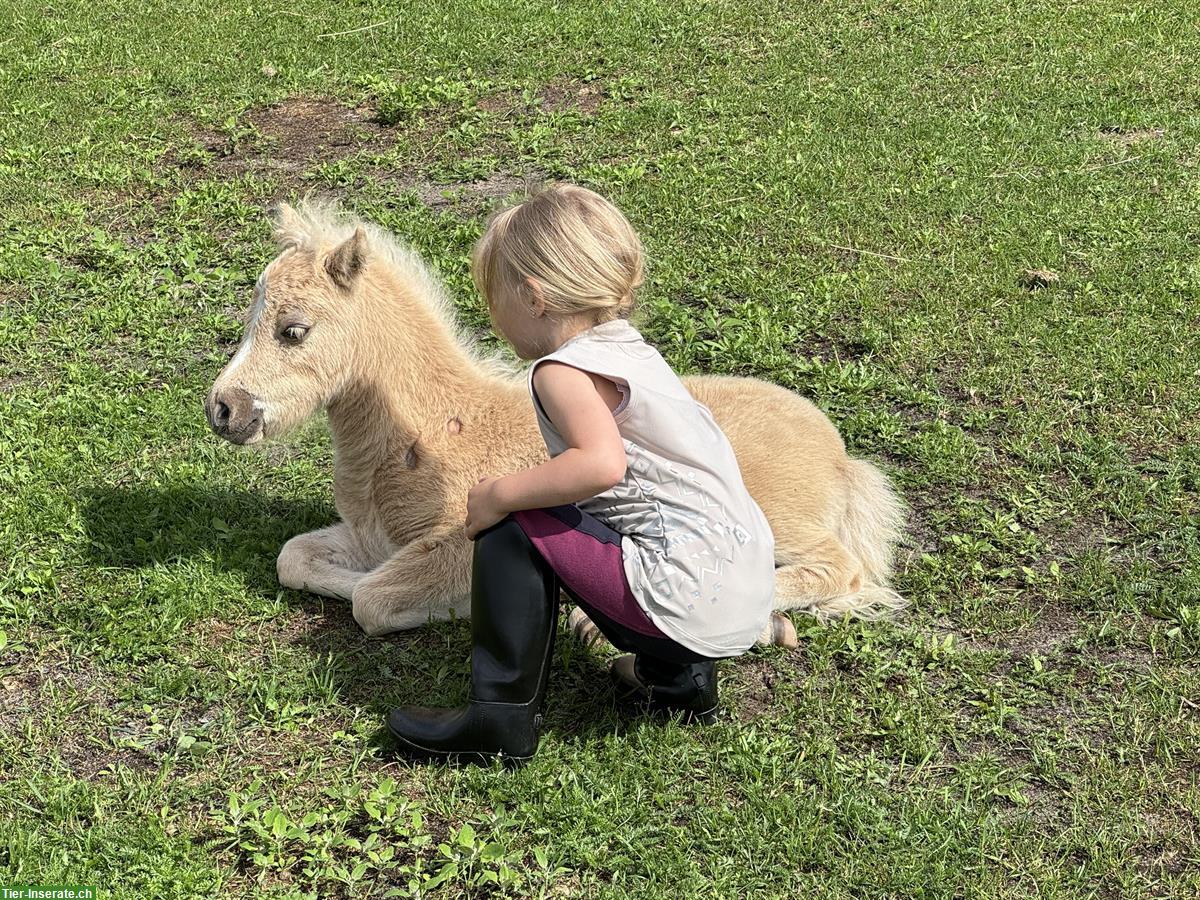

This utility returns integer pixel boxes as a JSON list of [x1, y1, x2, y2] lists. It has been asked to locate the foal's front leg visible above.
[[277, 521, 374, 601], [350, 526, 473, 636]]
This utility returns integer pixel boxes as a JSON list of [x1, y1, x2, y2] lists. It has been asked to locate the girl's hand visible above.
[[465, 475, 509, 540]]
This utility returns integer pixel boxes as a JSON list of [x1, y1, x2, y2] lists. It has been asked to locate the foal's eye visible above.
[[280, 324, 309, 343]]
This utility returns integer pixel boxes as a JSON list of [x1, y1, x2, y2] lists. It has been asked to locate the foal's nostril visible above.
[[207, 386, 263, 443]]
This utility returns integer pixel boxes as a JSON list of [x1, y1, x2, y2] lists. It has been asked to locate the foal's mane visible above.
[[272, 198, 519, 380]]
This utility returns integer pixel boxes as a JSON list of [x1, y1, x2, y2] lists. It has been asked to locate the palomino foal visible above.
[[205, 202, 905, 646]]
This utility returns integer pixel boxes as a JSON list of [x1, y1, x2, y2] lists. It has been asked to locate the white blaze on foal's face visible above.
[[221, 270, 269, 388]]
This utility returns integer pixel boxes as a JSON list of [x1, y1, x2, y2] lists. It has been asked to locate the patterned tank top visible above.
[[526, 318, 775, 655]]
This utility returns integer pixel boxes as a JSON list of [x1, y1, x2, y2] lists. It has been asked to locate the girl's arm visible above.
[[493, 361, 626, 512]]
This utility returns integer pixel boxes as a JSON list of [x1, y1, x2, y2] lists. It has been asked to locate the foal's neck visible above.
[[325, 265, 491, 459]]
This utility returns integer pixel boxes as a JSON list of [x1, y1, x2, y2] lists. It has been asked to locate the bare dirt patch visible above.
[[383, 169, 545, 217], [0, 373, 27, 392], [898, 498, 939, 559], [477, 77, 603, 118], [1099, 126, 1165, 146], [0, 283, 26, 307], [176, 95, 548, 217], [790, 333, 874, 365], [190, 616, 238, 651], [476, 91, 515, 115], [1019, 268, 1060, 290], [729, 654, 798, 722], [539, 77, 603, 114], [196, 97, 394, 180], [991, 602, 1083, 659], [921, 600, 1082, 659], [1039, 508, 1128, 558], [0, 647, 159, 782], [60, 730, 160, 780]]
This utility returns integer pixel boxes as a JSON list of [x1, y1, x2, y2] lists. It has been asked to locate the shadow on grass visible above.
[[81, 481, 336, 585], [79, 480, 633, 746], [321, 615, 634, 758]]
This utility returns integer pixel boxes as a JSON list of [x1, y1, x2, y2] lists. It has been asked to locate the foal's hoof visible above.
[[568, 607, 606, 649], [767, 612, 798, 649]]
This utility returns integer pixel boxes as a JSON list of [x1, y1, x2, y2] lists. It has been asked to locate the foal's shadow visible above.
[[80, 480, 629, 744], [81, 481, 331, 588]]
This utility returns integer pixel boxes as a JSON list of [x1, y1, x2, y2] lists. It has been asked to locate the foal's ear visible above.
[[325, 227, 368, 290]]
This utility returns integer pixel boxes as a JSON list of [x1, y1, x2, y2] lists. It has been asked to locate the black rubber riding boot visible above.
[[609, 654, 720, 725], [386, 518, 559, 767]]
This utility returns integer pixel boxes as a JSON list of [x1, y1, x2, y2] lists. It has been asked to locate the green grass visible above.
[[1, 0, 1198, 896]]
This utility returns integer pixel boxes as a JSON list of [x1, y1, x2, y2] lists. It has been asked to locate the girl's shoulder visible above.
[[559, 321, 663, 365]]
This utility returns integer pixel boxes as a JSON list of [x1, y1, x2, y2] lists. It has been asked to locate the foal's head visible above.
[[205, 203, 371, 444]]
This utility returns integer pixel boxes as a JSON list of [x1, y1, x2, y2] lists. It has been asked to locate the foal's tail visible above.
[[769, 456, 907, 629], [840, 458, 905, 590], [830, 457, 907, 619], [755, 456, 907, 643]]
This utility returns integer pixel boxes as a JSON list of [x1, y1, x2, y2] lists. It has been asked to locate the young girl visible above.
[[386, 184, 776, 765]]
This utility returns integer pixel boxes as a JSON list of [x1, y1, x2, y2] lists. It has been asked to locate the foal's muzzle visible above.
[[205, 386, 264, 444]]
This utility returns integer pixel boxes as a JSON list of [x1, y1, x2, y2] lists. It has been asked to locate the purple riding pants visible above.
[[509, 504, 713, 665]]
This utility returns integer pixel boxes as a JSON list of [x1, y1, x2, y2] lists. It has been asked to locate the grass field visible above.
[[1, 0, 1198, 896]]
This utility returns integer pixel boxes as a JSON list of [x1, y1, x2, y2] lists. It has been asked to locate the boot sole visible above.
[[386, 725, 533, 768], [608, 667, 721, 726]]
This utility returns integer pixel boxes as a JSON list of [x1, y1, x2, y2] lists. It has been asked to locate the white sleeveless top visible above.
[[526, 318, 775, 655]]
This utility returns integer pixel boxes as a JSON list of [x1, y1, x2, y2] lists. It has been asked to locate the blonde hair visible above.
[[471, 183, 645, 325]]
